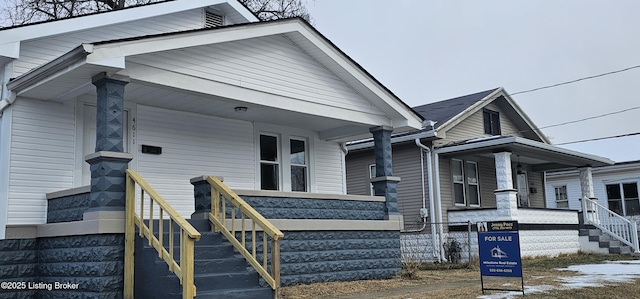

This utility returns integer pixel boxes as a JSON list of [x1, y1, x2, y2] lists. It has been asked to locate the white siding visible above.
[[8, 99, 76, 224], [129, 35, 383, 115], [545, 177, 581, 210], [313, 136, 344, 194], [136, 105, 255, 217], [13, 9, 205, 77]]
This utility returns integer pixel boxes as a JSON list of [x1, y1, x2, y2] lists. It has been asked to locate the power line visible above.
[[512, 64, 640, 95], [537, 106, 640, 130], [555, 132, 640, 145]]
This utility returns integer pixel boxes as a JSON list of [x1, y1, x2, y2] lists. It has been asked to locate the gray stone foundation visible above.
[[0, 234, 124, 298]]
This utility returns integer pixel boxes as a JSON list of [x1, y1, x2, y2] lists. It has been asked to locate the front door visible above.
[[516, 171, 530, 207]]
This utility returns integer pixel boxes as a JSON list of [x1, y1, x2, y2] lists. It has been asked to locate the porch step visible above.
[[134, 219, 272, 299], [580, 228, 637, 255]]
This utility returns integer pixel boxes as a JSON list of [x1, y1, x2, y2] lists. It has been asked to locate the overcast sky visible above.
[[307, 0, 640, 163]]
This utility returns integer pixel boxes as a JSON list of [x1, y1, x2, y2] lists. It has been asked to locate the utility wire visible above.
[[537, 106, 640, 130], [555, 131, 640, 145], [512, 64, 640, 95]]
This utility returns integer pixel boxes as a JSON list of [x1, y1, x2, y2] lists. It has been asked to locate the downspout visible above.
[[413, 139, 441, 262], [433, 150, 444, 262], [340, 142, 348, 194], [402, 138, 430, 233]]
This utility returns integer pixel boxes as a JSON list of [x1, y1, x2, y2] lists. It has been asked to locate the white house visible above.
[[0, 1, 423, 297]]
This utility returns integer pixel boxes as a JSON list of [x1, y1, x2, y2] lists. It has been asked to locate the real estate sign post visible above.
[[477, 221, 524, 295]]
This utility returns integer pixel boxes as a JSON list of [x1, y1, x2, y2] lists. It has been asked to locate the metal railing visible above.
[[206, 176, 284, 297], [124, 170, 201, 299], [581, 197, 640, 253]]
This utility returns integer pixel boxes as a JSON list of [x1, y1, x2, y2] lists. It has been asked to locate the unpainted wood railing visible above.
[[124, 169, 201, 299], [207, 176, 284, 297], [581, 196, 640, 253]]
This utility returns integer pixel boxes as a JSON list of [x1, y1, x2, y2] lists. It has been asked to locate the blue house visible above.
[[0, 1, 423, 297]]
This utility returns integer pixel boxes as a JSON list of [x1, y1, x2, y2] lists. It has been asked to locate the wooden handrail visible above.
[[206, 176, 284, 297], [124, 170, 201, 299]]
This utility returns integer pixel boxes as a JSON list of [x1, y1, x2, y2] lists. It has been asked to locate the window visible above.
[[260, 134, 279, 191], [369, 164, 376, 196], [258, 131, 310, 192], [290, 139, 307, 192], [554, 186, 569, 209], [483, 109, 501, 135], [606, 182, 640, 216], [466, 161, 480, 206], [452, 159, 481, 206]]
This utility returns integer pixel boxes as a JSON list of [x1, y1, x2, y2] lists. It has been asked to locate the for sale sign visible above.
[[477, 221, 522, 277], [477, 221, 524, 294]]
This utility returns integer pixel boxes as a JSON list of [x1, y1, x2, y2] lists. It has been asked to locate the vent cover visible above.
[[205, 11, 224, 28]]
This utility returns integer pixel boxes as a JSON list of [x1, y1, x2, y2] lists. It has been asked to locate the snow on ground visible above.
[[477, 260, 640, 299]]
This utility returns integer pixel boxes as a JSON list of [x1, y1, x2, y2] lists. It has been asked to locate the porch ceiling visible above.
[[435, 136, 614, 171]]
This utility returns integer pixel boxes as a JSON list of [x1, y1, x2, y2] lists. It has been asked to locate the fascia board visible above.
[[346, 130, 438, 151], [436, 87, 503, 133], [86, 21, 301, 62], [6, 45, 90, 94], [293, 23, 423, 130], [501, 89, 551, 143], [0, 42, 20, 59], [0, 0, 238, 44], [88, 19, 423, 131], [434, 136, 614, 166]]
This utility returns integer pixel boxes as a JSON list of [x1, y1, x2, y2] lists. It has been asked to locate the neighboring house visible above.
[[346, 87, 617, 260], [0, 1, 423, 297], [546, 160, 640, 222]]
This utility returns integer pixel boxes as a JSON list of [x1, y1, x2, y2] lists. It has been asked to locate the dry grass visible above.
[[280, 252, 640, 299]]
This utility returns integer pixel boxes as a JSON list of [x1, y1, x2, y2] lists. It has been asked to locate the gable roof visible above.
[[413, 88, 498, 129], [5, 17, 424, 140], [0, 0, 258, 59]]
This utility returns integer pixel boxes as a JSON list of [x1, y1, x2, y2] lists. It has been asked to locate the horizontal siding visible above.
[[438, 102, 527, 146], [14, 9, 205, 76], [477, 156, 497, 207], [438, 157, 452, 224], [345, 150, 374, 196], [129, 35, 383, 115], [528, 171, 545, 208], [313, 137, 344, 194], [392, 143, 427, 228], [136, 105, 255, 218], [8, 99, 76, 224]]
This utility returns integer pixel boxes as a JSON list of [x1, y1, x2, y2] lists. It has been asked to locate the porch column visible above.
[[369, 126, 401, 218], [579, 166, 595, 199], [85, 73, 133, 213], [493, 151, 517, 219]]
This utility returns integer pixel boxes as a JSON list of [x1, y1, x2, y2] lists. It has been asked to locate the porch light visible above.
[[516, 155, 524, 174], [234, 106, 248, 113]]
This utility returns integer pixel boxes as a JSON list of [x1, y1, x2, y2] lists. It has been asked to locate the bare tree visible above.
[[0, 0, 311, 28], [238, 0, 311, 22]]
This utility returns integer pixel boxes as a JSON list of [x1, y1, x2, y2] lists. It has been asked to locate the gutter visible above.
[[1, 44, 91, 115], [347, 129, 437, 151]]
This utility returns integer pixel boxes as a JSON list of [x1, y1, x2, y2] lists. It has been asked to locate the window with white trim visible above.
[[606, 182, 639, 216], [483, 109, 501, 135], [258, 130, 310, 192], [259, 134, 280, 191], [452, 159, 481, 206], [554, 185, 569, 209], [290, 139, 308, 192]]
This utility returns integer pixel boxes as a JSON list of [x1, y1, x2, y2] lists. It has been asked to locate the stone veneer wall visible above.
[[0, 234, 124, 298], [277, 230, 400, 286], [47, 192, 91, 223], [0, 239, 39, 299], [240, 196, 386, 220], [236, 195, 400, 286]]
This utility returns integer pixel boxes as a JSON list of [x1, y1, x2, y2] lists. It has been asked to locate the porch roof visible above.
[[5, 18, 423, 142], [435, 136, 614, 171]]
